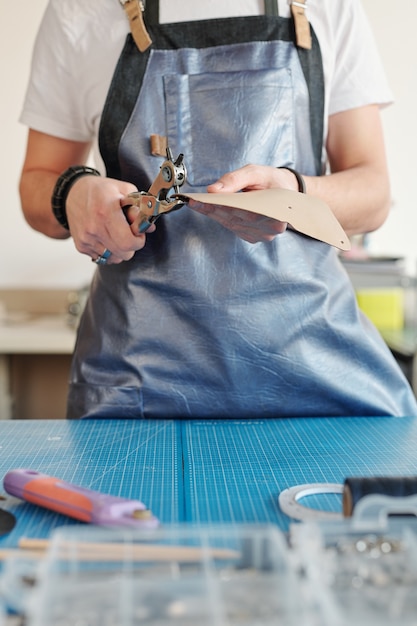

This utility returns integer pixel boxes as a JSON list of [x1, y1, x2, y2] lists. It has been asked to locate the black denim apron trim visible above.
[[99, 16, 324, 180]]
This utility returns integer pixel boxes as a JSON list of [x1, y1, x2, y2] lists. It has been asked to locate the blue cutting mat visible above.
[[182, 417, 417, 529], [0, 419, 180, 548], [1, 416, 417, 546]]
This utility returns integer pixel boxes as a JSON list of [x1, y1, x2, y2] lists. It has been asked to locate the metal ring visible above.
[[92, 248, 112, 265], [278, 483, 344, 521]]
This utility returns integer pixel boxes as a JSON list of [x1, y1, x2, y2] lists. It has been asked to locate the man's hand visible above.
[[66, 174, 155, 265], [19, 130, 155, 265], [188, 164, 299, 243]]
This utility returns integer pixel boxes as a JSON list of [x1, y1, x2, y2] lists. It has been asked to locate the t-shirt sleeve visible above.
[[327, 0, 393, 115], [19, 3, 99, 142]]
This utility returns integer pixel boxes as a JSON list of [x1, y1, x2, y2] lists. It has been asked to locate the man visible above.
[[19, 0, 417, 418]]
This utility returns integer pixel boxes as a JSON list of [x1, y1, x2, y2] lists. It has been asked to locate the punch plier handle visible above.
[[121, 148, 187, 233]]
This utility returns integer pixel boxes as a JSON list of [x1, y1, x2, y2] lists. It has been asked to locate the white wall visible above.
[[361, 0, 417, 275], [0, 1, 416, 287], [0, 0, 94, 288]]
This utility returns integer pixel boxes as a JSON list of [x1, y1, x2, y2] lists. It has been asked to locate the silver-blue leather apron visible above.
[[67, 6, 417, 419]]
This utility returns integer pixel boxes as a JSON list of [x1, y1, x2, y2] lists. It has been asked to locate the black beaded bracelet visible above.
[[278, 167, 306, 194], [51, 165, 101, 230]]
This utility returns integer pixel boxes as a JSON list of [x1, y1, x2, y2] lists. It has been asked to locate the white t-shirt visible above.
[[21, 0, 392, 157]]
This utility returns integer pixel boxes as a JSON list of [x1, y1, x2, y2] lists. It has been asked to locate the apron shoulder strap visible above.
[[120, 0, 152, 52], [266, 0, 311, 49], [144, 0, 159, 26], [264, 0, 279, 16], [289, 1, 311, 49]]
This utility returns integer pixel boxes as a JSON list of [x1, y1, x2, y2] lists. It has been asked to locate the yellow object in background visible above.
[[356, 288, 404, 331]]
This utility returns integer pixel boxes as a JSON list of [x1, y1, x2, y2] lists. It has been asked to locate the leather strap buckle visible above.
[[120, 0, 152, 52], [289, 0, 311, 49]]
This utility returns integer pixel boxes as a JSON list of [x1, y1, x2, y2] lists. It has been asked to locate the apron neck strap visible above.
[[144, 0, 159, 25], [264, 0, 279, 16]]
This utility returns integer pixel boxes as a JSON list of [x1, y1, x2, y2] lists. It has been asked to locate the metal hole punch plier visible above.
[[121, 148, 187, 233]]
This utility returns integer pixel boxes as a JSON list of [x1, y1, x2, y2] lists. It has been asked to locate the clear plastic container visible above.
[[4, 502, 417, 626], [12, 524, 299, 626], [291, 499, 417, 626]]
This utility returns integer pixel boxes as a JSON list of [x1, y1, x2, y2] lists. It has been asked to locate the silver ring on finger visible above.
[[92, 248, 112, 265]]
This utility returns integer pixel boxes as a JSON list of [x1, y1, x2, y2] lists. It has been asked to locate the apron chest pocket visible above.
[[164, 67, 294, 188]]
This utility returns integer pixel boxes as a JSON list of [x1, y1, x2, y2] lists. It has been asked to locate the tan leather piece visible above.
[[122, 0, 152, 52], [179, 188, 350, 251], [150, 134, 168, 157], [290, 1, 312, 50]]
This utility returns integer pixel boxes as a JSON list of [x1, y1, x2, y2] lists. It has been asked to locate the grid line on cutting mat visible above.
[[0, 419, 178, 547], [1, 416, 417, 542], [181, 417, 417, 530]]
